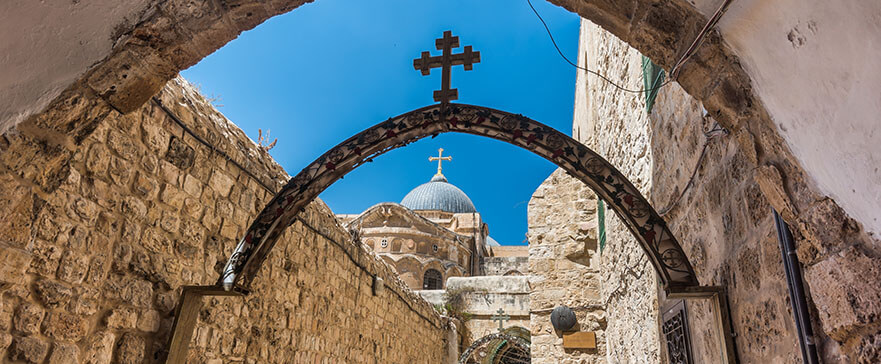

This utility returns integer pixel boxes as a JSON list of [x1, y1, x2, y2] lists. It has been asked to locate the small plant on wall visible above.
[[257, 129, 278, 152], [441, 286, 484, 323]]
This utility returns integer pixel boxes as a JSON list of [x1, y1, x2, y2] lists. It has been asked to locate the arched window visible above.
[[422, 269, 443, 290]]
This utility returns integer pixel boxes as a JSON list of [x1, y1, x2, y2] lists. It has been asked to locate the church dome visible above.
[[401, 174, 477, 213]]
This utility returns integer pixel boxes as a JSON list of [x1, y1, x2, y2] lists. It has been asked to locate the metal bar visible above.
[[774, 210, 820, 364]]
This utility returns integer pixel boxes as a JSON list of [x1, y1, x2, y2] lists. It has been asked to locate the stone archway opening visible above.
[[218, 103, 698, 292], [8, 0, 879, 361], [160, 100, 718, 362]]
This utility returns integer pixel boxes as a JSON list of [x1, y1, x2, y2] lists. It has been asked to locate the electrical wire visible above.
[[657, 121, 727, 216], [526, 0, 733, 94], [670, 0, 734, 80]]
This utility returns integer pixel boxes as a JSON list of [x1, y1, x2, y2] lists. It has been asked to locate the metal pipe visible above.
[[773, 210, 820, 364]]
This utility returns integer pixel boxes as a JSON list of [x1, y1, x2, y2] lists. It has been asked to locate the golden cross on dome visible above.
[[413, 30, 481, 105], [429, 148, 452, 176]]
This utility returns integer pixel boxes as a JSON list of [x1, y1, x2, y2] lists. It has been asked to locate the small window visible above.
[[423, 269, 443, 290], [432, 244, 439, 253], [380, 239, 388, 248]]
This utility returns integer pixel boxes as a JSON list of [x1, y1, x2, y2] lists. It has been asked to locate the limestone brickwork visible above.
[[574, 19, 665, 364], [532, 19, 808, 363], [0, 77, 452, 363], [527, 169, 606, 364], [444, 277, 531, 342]]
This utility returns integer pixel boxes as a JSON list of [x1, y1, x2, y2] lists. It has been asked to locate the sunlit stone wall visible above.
[[0, 77, 453, 363]]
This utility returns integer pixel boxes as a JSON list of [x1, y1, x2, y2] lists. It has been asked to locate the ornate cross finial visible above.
[[491, 308, 510, 332], [428, 148, 452, 176], [413, 30, 481, 105]]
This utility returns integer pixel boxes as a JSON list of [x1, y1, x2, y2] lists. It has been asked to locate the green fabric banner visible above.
[[641, 55, 665, 113]]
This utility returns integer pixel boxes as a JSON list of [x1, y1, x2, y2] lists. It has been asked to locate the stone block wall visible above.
[[0, 76, 452, 363], [572, 19, 665, 364], [481, 257, 528, 276], [445, 277, 530, 341], [527, 169, 606, 364], [569, 19, 805, 363]]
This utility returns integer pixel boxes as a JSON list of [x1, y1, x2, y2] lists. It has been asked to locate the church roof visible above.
[[401, 174, 477, 213]]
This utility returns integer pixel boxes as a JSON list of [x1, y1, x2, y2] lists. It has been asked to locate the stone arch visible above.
[[422, 269, 444, 290], [379, 255, 396, 268], [446, 265, 465, 279], [392, 255, 423, 288], [390, 238, 403, 253], [416, 241, 430, 254], [220, 103, 699, 291], [421, 258, 447, 284]]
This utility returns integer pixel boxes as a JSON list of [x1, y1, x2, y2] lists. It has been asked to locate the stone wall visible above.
[[445, 277, 530, 341], [569, 19, 807, 363], [481, 257, 528, 276], [573, 19, 665, 364], [0, 76, 452, 363], [527, 169, 606, 364]]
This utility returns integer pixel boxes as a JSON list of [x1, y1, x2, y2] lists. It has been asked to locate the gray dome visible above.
[[401, 174, 477, 213]]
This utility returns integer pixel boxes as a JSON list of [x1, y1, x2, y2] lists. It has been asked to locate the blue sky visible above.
[[181, 0, 581, 245]]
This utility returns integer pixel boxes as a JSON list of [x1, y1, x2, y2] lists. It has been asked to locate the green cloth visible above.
[[641, 55, 665, 113]]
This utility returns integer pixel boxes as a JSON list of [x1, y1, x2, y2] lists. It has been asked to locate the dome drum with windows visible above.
[[336, 148, 524, 292]]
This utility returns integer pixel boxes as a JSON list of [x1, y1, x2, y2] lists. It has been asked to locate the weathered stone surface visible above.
[[29, 240, 63, 277], [208, 171, 234, 197], [43, 311, 87, 341], [0, 332, 11, 354], [83, 331, 115, 364], [13, 303, 44, 335], [796, 198, 861, 265], [48, 342, 81, 364], [33, 279, 73, 309], [0, 246, 33, 285], [9, 336, 49, 363], [165, 136, 195, 170], [806, 247, 881, 340], [115, 333, 145, 364], [137, 310, 161, 333], [754, 164, 797, 221], [105, 308, 138, 329], [57, 250, 90, 284]]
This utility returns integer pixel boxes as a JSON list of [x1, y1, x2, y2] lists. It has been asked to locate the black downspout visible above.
[[774, 210, 820, 364]]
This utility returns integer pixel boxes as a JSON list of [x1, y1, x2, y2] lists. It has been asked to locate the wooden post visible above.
[[165, 286, 244, 364]]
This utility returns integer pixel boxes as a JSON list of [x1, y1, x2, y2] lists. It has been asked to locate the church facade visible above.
[[337, 153, 534, 362], [336, 172, 488, 291]]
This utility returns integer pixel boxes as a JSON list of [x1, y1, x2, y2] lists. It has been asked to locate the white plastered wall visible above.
[[0, 0, 155, 132], [694, 0, 881, 237]]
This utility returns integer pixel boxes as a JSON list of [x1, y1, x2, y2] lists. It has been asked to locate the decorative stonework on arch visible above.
[[219, 103, 699, 291]]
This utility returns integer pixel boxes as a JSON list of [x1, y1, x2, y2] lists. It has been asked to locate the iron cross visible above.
[[429, 148, 452, 176], [413, 31, 481, 105], [491, 308, 510, 332]]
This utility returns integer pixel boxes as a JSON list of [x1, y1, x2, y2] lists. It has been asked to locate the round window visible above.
[[432, 244, 439, 252], [381, 239, 388, 248]]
